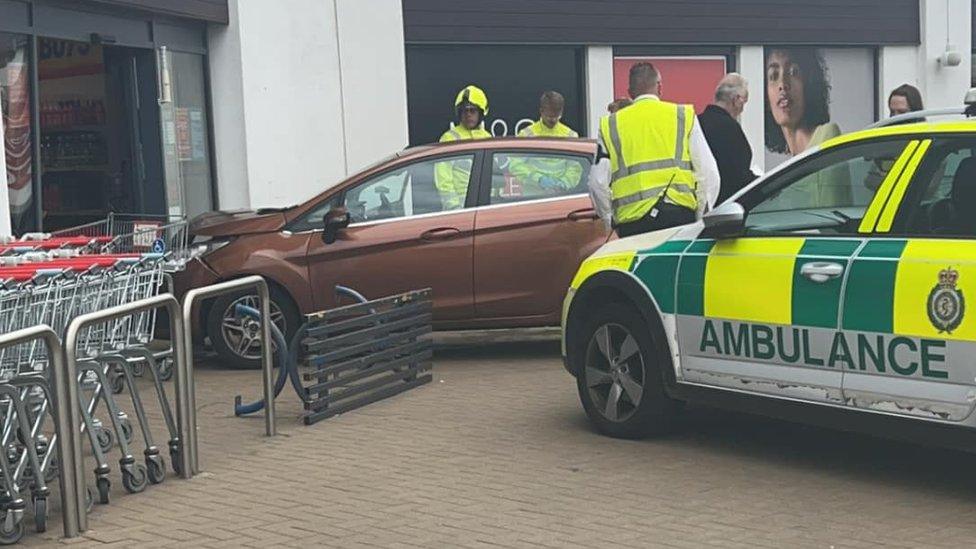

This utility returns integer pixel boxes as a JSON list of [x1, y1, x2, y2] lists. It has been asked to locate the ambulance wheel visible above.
[[574, 302, 681, 439]]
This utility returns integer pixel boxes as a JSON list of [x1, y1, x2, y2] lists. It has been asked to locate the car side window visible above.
[[899, 138, 976, 237], [487, 152, 589, 205], [741, 139, 910, 235], [344, 154, 476, 224]]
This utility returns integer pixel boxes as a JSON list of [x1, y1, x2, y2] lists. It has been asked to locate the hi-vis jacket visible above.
[[600, 97, 697, 223], [436, 125, 491, 209]]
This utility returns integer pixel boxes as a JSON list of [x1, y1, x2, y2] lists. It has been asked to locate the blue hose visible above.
[[232, 304, 295, 416]]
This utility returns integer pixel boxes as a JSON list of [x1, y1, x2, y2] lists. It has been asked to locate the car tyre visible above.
[[573, 301, 681, 439], [206, 286, 300, 369]]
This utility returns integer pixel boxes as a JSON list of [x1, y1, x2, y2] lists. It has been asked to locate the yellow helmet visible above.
[[454, 85, 489, 118]]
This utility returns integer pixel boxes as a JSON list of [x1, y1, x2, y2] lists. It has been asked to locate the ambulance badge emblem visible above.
[[928, 267, 964, 334]]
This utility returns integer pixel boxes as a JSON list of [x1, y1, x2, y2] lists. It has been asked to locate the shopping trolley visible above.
[[0, 252, 177, 542]]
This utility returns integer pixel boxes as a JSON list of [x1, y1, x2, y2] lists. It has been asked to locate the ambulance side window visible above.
[[742, 139, 910, 236], [901, 138, 976, 237]]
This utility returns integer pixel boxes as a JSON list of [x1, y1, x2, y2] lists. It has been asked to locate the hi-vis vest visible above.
[[599, 98, 697, 224], [436, 125, 492, 209]]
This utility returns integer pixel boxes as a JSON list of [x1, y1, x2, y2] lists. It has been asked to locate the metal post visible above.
[[0, 325, 82, 538], [65, 294, 191, 483], [182, 276, 274, 475]]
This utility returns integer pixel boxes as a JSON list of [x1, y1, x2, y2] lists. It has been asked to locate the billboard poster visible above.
[[764, 47, 876, 168], [612, 56, 727, 114]]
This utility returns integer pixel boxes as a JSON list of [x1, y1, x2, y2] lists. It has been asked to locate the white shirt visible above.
[[597, 94, 721, 217], [586, 158, 613, 230]]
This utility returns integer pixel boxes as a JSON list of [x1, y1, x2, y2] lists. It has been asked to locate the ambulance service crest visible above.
[[928, 267, 964, 333]]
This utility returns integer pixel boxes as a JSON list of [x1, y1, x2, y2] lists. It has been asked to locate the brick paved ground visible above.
[[21, 329, 976, 547]]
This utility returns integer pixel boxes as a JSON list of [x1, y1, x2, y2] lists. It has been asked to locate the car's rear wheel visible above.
[[574, 302, 681, 438], [206, 286, 300, 369]]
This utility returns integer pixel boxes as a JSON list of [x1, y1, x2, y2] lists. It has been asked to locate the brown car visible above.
[[177, 137, 610, 367]]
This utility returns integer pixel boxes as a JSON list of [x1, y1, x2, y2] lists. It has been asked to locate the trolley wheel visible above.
[[132, 361, 146, 378], [96, 427, 114, 454], [121, 463, 148, 494], [120, 418, 134, 444], [0, 513, 23, 545], [158, 358, 174, 382], [32, 497, 46, 534], [109, 368, 125, 395], [146, 456, 165, 485], [96, 477, 110, 504]]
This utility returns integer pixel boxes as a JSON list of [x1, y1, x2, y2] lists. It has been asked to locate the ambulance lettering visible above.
[[698, 319, 948, 379]]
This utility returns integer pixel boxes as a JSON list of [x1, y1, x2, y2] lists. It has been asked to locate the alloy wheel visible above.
[[584, 323, 646, 423], [220, 295, 287, 360]]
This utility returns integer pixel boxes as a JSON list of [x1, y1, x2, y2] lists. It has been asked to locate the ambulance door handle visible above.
[[800, 261, 844, 283]]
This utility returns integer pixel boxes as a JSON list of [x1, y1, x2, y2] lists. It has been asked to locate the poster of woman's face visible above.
[[764, 46, 876, 168]]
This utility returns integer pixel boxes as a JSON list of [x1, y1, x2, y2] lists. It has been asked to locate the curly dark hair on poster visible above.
[[764, 47, 832, 154]]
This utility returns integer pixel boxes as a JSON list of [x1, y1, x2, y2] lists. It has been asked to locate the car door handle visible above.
[[420, 227, 461, 241], [800, 261, 845, 283], [567, 208, 599, 221]]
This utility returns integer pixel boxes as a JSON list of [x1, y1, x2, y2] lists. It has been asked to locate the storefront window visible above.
[[159, 49, 213, 219], [0, 33, 34, 234]]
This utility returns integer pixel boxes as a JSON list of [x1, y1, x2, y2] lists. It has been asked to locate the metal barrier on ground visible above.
[[234, 287, 433, 426]]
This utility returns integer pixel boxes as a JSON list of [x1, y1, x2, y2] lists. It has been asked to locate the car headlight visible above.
[[190, 238, 232, 258]]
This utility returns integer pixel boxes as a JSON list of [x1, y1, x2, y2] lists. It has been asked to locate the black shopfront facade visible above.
[[0, 0, 227, 233]]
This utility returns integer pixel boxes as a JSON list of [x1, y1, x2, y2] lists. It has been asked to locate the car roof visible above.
[[398, 137, 598, 161], [822, 120, 976, 150]]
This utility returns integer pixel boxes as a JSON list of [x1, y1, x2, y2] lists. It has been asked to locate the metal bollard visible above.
[[182, 275, 275, 475], [0, 325, 83, 538], [65, 293, 192, 496]]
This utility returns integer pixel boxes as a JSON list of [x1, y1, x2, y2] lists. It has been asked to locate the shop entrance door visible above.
[[37, 38, 164, 230]]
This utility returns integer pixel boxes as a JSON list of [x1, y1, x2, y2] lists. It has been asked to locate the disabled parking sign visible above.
[[152, 238, 166, 253]]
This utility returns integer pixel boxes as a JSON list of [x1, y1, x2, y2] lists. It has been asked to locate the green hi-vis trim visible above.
[[791, 238, 863, 329], [675, 240, 714, 316], [639, 239, 691, 255], [686, 240, 715, 254], [842, 240, 907, 333], [797, 238, 861, 257], [856, 239, 907, 259], [634, 255, 679, 313]]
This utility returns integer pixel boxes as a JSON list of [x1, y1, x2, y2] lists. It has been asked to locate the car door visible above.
[[303, 152, 481, 320], [840, 136, 976, 422], [676, 137, 917, 405], [471, 149, 609, 322]]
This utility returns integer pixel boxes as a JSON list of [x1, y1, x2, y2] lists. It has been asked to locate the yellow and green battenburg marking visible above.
[[579, 237, 975, 342]]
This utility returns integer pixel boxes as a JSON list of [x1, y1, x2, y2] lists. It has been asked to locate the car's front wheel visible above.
[[206, 286, 300, 369], [574, 302, 681, 439]]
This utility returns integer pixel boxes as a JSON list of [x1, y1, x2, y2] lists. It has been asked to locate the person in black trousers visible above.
[[699, 73, 759, 205]]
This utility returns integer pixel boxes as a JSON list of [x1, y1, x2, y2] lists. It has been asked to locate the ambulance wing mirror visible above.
[[702, 201, 745, 238]]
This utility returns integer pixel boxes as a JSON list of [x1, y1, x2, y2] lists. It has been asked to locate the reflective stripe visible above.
[[675, 105, 686, 162], [448, 129, 462, 140], [522, 127, 535, 137], [614, 158, 693, 180], [876, 139, 931, 232], [611, 182, 696, 209], [608, 113, 624, 173], [858, 140, 920, 233]]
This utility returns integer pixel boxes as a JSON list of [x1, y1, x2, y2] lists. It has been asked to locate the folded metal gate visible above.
[[300, 289, 432, 425]]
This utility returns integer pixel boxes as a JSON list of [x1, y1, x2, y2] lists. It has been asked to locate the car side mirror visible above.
[[322, 207, 351, 245], [702, 201, 745, 238]]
